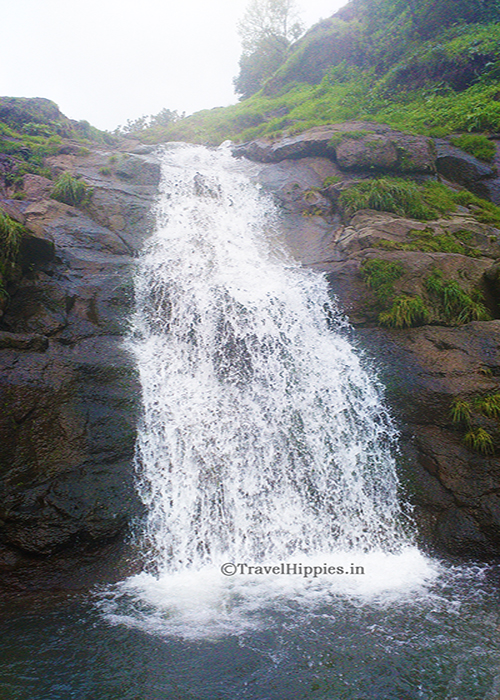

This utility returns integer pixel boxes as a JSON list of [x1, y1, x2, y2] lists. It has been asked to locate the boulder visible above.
[[435, 139, 496, 188], [233, 122, 436, 174]]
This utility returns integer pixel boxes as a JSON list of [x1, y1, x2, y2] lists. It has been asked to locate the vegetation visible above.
[[450, 398, 473, 424], [464, 427, 495, 454], [377, 229, 482, 257], [449, 133, 496, 162], [234, 0, 304, 98], [425, 271, 491, 324], [360, 258, 403, 304], [337, 178, 455, 221], [0, 211, 24, 300], [379, 294, 431, 328], [0, 97, 116, 189], [50, 173, 92, 208], [132, 0, 500, 146], [450, 393, 500, 454], [474, 393, 500, 418]]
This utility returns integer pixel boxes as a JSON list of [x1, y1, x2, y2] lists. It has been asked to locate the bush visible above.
[[450, 133, 496, 162], [50, 173, 91, 207]]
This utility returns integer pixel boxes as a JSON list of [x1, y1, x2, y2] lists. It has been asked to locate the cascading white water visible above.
[[99, 143, 437, 638], [132, 143, 408, 568]]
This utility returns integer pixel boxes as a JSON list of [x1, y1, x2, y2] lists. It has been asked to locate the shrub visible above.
[[450, 133, 496, 162], [379, 294, 431, 328], [50, 172, 91, 207]]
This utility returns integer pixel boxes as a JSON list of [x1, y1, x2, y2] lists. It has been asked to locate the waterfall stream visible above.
[[99, 143, 437, 639], [3, 145, 500, 700]]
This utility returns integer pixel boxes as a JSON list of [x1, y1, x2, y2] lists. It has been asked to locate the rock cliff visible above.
[[0, 137, 161, 557], [2, 109, 500, 565], [237, 124, 500, 558]]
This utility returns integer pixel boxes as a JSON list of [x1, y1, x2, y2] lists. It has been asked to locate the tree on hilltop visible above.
[[234, 0, 304, 98]]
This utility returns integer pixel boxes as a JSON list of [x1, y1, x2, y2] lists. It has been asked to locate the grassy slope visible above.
[[137, 13, 500, 146]]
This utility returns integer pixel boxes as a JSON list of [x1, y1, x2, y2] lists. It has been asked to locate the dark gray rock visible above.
[[0, 145, 160, 555], [435, 139, 496, 188]]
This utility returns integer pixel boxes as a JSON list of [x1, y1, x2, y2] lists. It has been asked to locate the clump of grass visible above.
[[450, 394, 500, 454], [463, 427, 495, 454], [450, 134, 496, 163], [379, 294, 431, 328], [474, 393, 500, 418], [338, 177, 454, 221], [425, 271, 491, 324], [452, 190, 500, 227], [322, 175, 342, 187], [377, 228, 481, 257], [50, 172, 91, 207], [0, 210, 25, 303], [450, 398, 472, 424], [99, 166, 112, 176], [361, 258, 404, 304], [0, 210, 23, 262]]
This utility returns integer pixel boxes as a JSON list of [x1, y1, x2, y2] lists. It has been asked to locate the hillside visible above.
[[135, 0, 500, 145]]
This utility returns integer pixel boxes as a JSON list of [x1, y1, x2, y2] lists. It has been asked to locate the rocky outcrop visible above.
[[234, 123, 436, 174], [355, 323, 500, 558], [254, 137, 500, 559], [435, 139, 500, 205], [0, 140, 161, 554]]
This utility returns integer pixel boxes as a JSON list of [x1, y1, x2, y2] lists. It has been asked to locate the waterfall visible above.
[[99, 144, 436, 638]]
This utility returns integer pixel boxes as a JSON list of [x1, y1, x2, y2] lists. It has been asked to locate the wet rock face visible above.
[[256, 140, 500, 559], [0, 143, 161, 554], [354, 323, 500, 559]]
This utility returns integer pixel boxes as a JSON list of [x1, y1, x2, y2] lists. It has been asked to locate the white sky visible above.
[[0, 0, 348, 131]]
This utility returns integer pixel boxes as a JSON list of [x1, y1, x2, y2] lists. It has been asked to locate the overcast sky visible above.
[[0, 0, 348, 131]]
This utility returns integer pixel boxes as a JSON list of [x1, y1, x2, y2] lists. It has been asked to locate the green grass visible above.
[[50, 173, 91, 207], [464, 427, 495, 454], [450, 398, 473, 424], [132, 21, 500, 147], [425, 271, 491, 324], [376, 228, 481, 257], [0, 210, 24, 300], [361, 258, 404, 304], [337, 178, 455, 220], [379, 294, 431, 328], [453, 189, 500, 226], [474, 393, 500, 418], [450, 133, 496, 162]]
